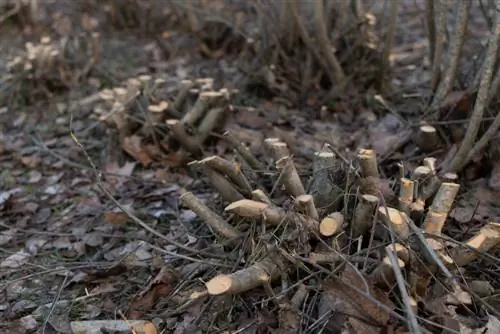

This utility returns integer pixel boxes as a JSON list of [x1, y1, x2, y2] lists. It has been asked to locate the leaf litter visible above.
[[0, 1, 500, 333]]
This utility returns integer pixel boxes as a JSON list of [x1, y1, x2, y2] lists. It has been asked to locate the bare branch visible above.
[[430, 0, 471, 109], [445, 2, 500, 172]]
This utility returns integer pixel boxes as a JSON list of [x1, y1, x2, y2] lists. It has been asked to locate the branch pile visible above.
[[244, 1, 391, 103], [171, 139, 500, 332], [92, 76, 236, 167], [3, 34, 100, 103], [168, 1, 391, 104]]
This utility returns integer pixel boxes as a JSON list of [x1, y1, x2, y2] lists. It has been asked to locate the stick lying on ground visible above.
[[225, 199, 320, 234], [189, 160, 245, 203], [180, 191, 242, 240], [450, 222, 500, 267], [205, 257, 285, 295], [198, 156, 253, 197]]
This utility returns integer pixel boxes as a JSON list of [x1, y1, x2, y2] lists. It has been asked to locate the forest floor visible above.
[[0, 1, 500, 334]]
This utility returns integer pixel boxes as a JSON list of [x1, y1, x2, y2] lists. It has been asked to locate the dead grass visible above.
[[1, 1, 500, 333]]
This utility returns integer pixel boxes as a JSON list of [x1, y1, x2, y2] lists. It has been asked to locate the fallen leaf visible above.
[[104, 161, 136, 190], [20, 155, 41, 168], [104, 241, 152, 267], [82, 231, 104, 247], [1, 251, 31, 269], [53, 14, 72, 35], [19, 315, 38, 332], [235, 107, 269, 129], [80, 13, 99, 31], [123, 135, 153, 167], [439, 90, 472, 117], [44, 184, 65, 195], [104, 211, 130, 227], [87, 282, 119, 295], [0, 231, 14, 246], [482, 315, 500, 333], [321, 265, 394, 333], [13, 113, 27, 127], [0, 188, 22, 209], [163, 152, 191, 168], [27, 170, 42, 183], [128, 266, 180, 319], [104, 161, 136, 177], [143, 143, 166, 161]]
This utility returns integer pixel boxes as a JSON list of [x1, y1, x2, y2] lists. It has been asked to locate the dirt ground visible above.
[[1, 1, 500, 334]]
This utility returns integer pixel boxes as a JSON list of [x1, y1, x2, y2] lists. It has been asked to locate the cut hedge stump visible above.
[[175, 140, 500, 332], [93, 76, 235, 166], [90, 76, 500, 332]]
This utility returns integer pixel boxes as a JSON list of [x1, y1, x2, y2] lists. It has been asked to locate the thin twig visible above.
[[430, 0, 447, 91], [42, 274, 69, 334], [313, 0, 346, 85], [386, 248, 421, 334]]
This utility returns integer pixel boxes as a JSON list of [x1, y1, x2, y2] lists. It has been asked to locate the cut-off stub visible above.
[[319, 212, 344, 237]]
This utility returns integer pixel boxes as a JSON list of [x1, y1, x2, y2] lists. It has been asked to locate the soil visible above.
[[1, 1, 499, 334]]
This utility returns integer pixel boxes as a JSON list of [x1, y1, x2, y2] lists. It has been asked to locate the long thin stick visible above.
[[426, 0, 437, 65], [429, 0, 471, 110], [386, 250, 421, 334], [445, 1, 500, 172]]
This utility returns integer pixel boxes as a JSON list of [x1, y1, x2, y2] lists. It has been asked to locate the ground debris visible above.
[[1, 1, 500, 332]]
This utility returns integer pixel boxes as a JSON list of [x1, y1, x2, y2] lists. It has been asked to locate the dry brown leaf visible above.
[[452, 178, 500, 224], [272, 126, 297, 151], [155, 168, 176, 184], [161, 30, 175, 39], [143, 143, 165, 161], [104, 161, 136, 190], [128, 266, 180, 319], [80, 13, 99, 31], [123, 135, 153, 167], [439, 90, 473, 117], [52, 14, 72, 36], [225, 124, 265, 153], [163, 152, 191, 167], [104, 161, 136, 177], [20, 155, 41, 168], [103, 211, 130, 227], [322, 265, 394, 333], [235, 107, 269, 129], [411, 272, 433, 299]]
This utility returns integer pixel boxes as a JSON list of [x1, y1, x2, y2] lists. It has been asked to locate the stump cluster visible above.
[[176, 137, 500, 332], [92, 76, 236, 167]]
